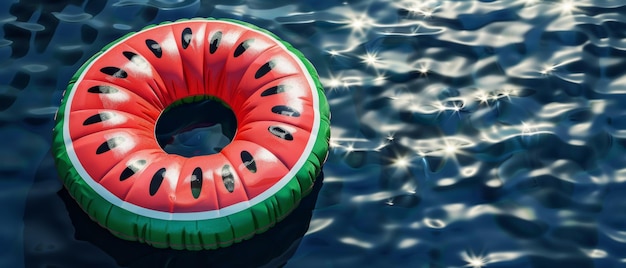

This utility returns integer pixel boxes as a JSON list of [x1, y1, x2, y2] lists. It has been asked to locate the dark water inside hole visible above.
[[155, 98, 237, 157]]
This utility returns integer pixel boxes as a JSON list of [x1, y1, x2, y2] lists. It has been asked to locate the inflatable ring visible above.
[[52, 18, 330, 250]]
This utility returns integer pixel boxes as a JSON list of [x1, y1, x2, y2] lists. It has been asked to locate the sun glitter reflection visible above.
[[554, 0, 581, 15], [521, 0, 541, 6], [401, 136, 474, 163], [360, 51, 384, 68], [373, 73, 387, 86], [342, 11, 373, 37], [462, 250, 490, 268], [392, 154, 412, 169], [327, 49, 340, 56], [415, 62, 430, 77], [328, 77, 342, 89], [398, 0, 441, 18], [440, 138, 470, 159], [330, 137, 391, 155], [340, 236, 374, 249], [322, 73, 365, 91], [539, 63, 558, 76]]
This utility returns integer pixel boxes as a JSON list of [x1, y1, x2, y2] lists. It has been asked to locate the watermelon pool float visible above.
[[51, 18, 330, 250]]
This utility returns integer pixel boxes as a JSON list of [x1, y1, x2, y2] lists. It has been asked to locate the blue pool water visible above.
[[2, 0, 626, 267]]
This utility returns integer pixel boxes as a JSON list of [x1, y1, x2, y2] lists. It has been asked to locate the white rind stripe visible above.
[[62, 19, 321, 221]]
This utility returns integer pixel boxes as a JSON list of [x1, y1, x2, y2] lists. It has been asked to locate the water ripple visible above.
[[27, 106, 58, 115], [0, 40, 12, 47], [113, 0, 199, 9], [112, 23, 133, 30], [9, 22, 45, 31], [51, 12, 93, 23], [216, 4, 299, 20], [21, 64, 48, 72]]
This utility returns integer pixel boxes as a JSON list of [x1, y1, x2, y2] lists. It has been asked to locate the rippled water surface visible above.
[[2, 0, 626, 267]]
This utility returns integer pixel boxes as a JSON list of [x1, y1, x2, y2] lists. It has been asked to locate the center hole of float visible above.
[[155, 96, 237, 157]]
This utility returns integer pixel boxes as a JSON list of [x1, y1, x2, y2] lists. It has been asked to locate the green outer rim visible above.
[[51, 18, 330, 250]]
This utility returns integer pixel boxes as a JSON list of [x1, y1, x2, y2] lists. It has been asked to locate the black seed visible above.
[[149, 168, 166, 196], [120, 159, 146, 181], [145, 39, 162, 58], [221, 165, 235, 193], [271, 105, 300, 117], [241, 151, 257, 173], [122, 51, 137, 61], [83, 112, 114, 125], [88, 85, 119, 94], [233, 39, 254, 57], [100, 67, 127, 78], [260, 85, 287, 96], [268, 125, 293, 141], [120, 168, 134, 181], [83, 114, 102, 125], [255, 60, 275, 79], [123, 51, 148, 67], [96, 136, 126, 154], [181, 27, 192, 49], [191, 167, 202, 199], [209, 31, 222, 54], [146, 39, 163, 58]]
